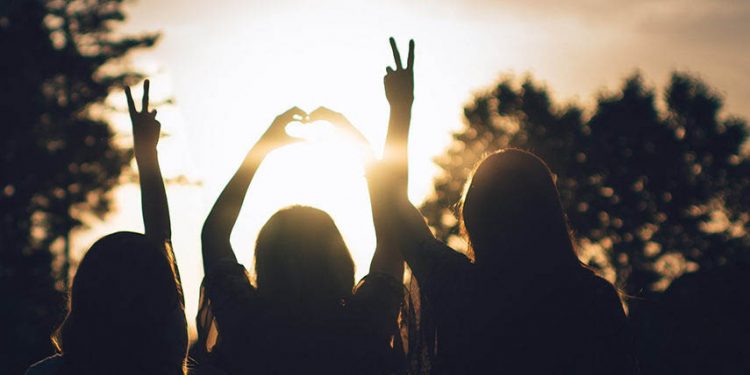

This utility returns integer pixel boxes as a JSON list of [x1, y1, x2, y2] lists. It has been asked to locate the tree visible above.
[[421, 72, 750, 296], [0, 0, 156, 372]]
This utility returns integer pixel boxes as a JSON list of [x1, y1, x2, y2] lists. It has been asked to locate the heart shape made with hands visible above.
[[283, 108, 353, 142], [275, 107, 373, 161], [285, 118, 337, 142]]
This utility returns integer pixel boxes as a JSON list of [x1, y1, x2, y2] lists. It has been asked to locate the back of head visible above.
[[255, 206, 355, 310], [460, 149, 579, 272], [55, 232, 187, 375]]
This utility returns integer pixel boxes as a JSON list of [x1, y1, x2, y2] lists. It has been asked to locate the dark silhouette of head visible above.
[[53, 232, 187, 375], [460, 149, 579, 272], [255, 206, 355, 310]]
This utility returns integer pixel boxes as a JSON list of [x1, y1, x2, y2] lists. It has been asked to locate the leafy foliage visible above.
[[0, 0, 157, 372], [421, 72, 750, 295]]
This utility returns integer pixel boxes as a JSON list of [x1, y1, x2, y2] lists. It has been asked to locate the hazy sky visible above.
[[73, 0, 749, 337]]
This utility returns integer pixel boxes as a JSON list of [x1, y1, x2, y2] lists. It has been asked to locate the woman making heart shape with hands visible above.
[[195, 37, 416, 372]]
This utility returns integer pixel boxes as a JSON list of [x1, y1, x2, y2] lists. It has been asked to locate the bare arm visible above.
[[306, 106, 404, 279], [378, 38, 452, 272], [126, 80, 171, 242], [357, 38, 416, 279], [201, 107, 305, 274], [393, 193, 436, 257], [383, 38, 414, 198]]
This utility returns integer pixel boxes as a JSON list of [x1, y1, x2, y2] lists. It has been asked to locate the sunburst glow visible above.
[[230, 122, 378, 279], [69, 0, 750, 340]]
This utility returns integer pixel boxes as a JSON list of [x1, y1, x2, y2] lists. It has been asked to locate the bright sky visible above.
[[71, 0, 750, 338]]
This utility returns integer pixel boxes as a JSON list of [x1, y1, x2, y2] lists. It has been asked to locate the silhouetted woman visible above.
[[25, 80, 188, 375], [195, 103, 406, 373], [375, 39, 637, 373], [383, 149, 638, 374]]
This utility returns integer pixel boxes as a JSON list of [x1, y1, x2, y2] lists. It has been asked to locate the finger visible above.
[[308, 107, 321, 120], [308, 110, 328, 123], [311, 108, 349, 128], [407, 39, 415, 70], [310, 106, 333, 119], [386, 66, 395, 74], [151, 109, 157, 117], [125, 86, 137, 116], [284, 134, 305, 144], [280, 106, 306, 123], [389, 37, 403, 70], [290, 106, 306, 119], [142, 79, 150, 113]]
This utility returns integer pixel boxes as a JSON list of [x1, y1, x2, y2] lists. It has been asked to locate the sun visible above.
[[229, 127, 378, 281]]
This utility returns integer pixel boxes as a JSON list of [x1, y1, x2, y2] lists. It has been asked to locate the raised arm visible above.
[[346, 37, 414, 280], [126, 80, 170, 242], [307, 106, 404, 279], [308, 106, 373, 162], [201, 107, 305, 273], [383, 37, 414, 198], [378, 38, 459, 276]]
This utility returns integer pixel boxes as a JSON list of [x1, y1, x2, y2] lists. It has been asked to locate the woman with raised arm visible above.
[[378, 40, 638, 374], [26, 80, 188, 375], [195, 104, 405, 374]]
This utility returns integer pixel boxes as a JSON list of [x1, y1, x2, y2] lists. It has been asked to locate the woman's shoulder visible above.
[[578, 269, 622, 303], [574, 269, 629, 333], [202, 260, 256, 296], [350, 272, 405, 307], [417, 238, 474, 279], [354, 272, 403, 291], [25, 354, 64, 375]]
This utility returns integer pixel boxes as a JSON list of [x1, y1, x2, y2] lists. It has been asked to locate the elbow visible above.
[[201, 219, 218, 246]]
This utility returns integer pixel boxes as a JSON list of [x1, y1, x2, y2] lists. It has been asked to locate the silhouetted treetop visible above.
[[1, 0, 158, 373], [422, 72, 749, 295]]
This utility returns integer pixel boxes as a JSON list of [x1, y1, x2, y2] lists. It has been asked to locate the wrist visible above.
[[135, 148, 158, 164], [134, 139, 158, 153], [250, 140, 274, 158], [389, 101, 413, 113]]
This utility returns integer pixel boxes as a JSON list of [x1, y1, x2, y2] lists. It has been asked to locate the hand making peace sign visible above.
[[384, 37, 415, 107], [125, 79, 161, 155]]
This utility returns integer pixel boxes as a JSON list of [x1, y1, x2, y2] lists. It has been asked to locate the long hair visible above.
[[53, 232, 187, 375], [255, 206, 355, 309], [459, 149, 580, 273]]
